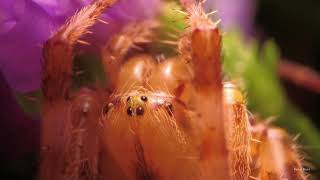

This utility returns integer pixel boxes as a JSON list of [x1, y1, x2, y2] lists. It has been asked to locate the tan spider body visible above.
[[39, 0, 307, 180]]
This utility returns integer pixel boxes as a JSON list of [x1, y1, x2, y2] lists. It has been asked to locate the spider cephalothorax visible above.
[[39, 0, 307, 180]]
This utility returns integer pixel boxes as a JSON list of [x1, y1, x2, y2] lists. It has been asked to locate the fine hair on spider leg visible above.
[[224, 82, 251, 180], [40, 0, 118, 179], [250, 123, 307, 180]]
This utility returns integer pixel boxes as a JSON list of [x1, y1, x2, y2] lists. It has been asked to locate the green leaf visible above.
[[73, 54, 107, 89], [15, 90, 42, 115], [222, 31, 320, 167]]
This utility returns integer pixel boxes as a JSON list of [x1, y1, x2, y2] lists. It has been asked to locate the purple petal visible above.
[[32, 0, 75, 17], [0, 0, 56, 92], [0, 0, 160, 92], [205, 0, 255, 34]]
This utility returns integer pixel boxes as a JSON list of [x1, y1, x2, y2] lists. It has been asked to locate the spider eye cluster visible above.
[[126, 95, 148, 116]]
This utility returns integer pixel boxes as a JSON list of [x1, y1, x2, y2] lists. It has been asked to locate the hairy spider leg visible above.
[[177, 2, 231, 179], [42, 0, 117, 101], [250, 123, 307, 180], [40, 1, 118, 179], [224, 82, 251, 180]]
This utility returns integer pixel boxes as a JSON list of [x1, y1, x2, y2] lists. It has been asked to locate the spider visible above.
[[38, 0, 307, 179]]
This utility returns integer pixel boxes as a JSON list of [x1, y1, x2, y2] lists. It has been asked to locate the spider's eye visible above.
[[103, 103, 113, 115], [136, 106, 144, 116], [127, 107, 134, 116], [126, 96, 132, 102], [166, 103, 173, 116], [140, 96, 148, 102]]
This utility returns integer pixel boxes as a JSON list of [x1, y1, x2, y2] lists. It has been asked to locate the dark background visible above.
[[256, 0, 320, 130]]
